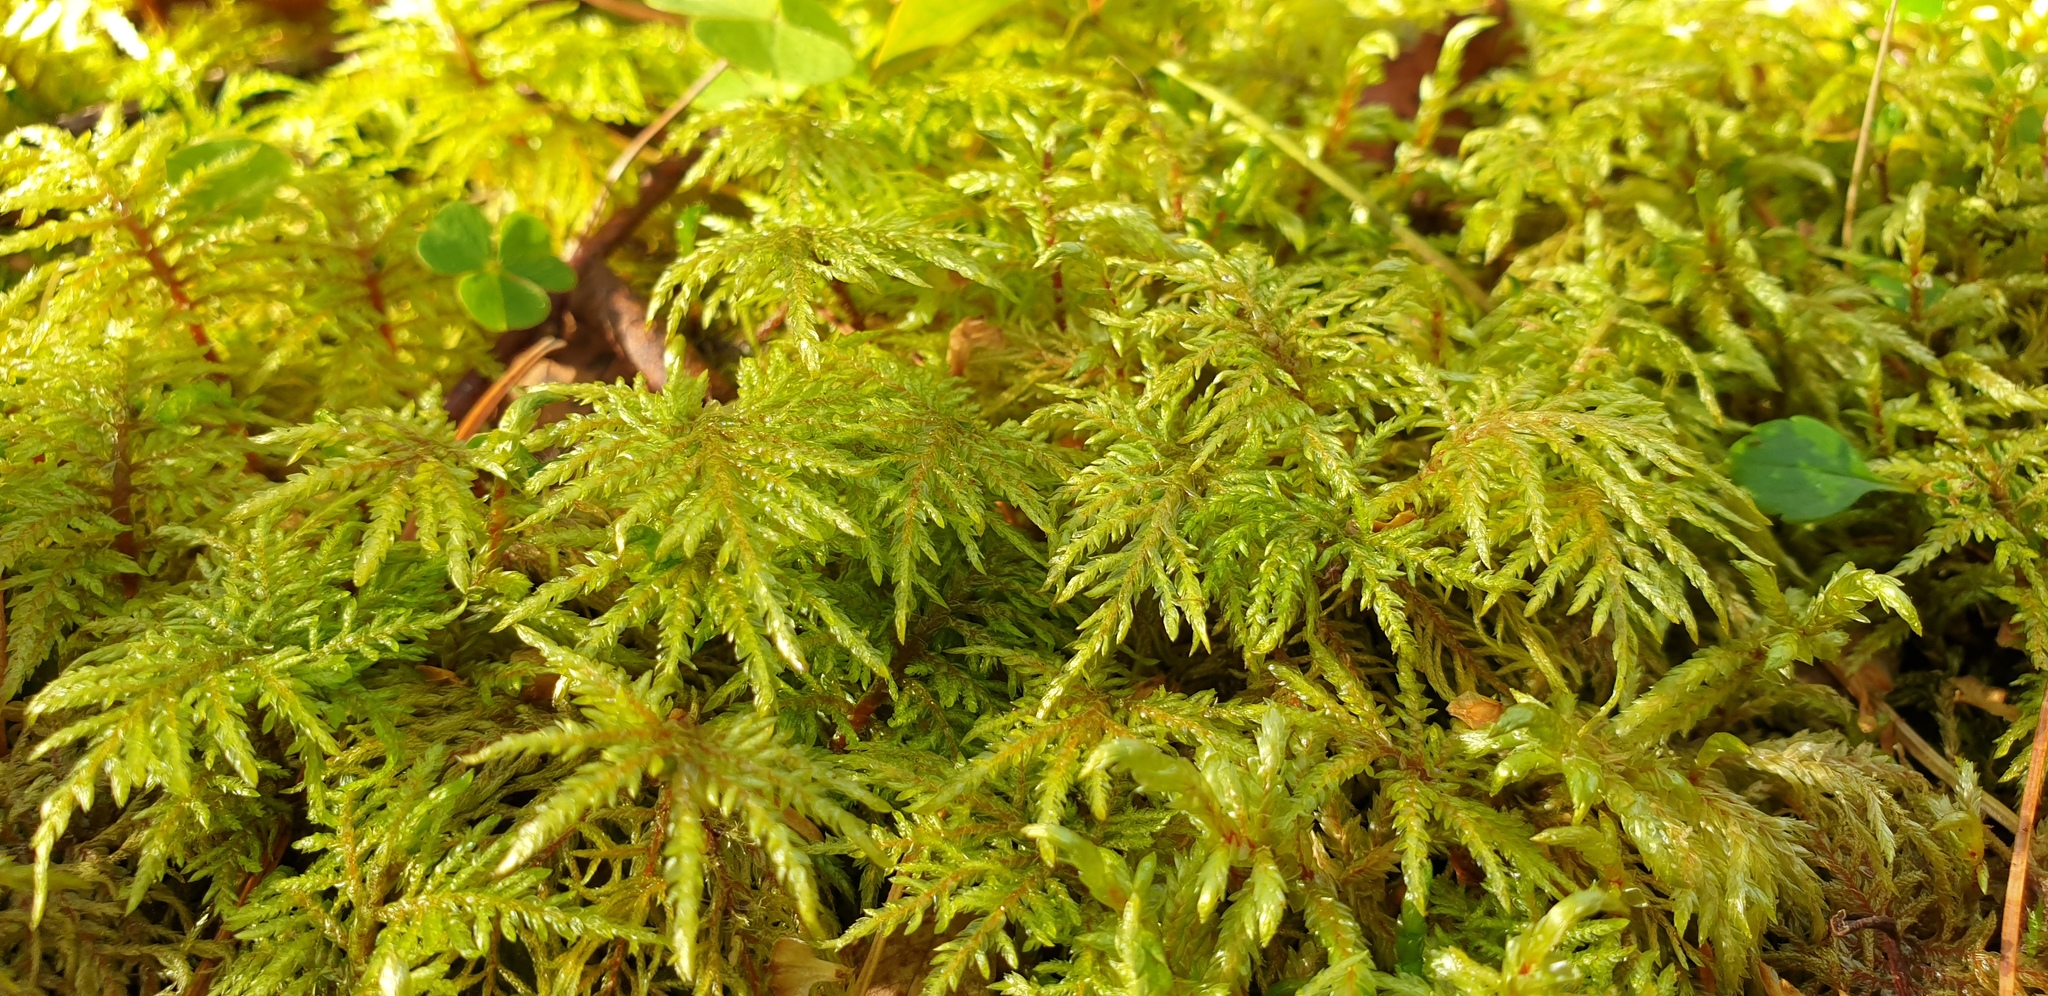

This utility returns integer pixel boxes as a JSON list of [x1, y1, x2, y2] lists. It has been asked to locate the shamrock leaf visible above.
[[458, 271, 553, 333], [1729, 417, 1899, 521], [419, 202, 493, 275], [499, 212, 576, 292], [418, 205, 574, 331]]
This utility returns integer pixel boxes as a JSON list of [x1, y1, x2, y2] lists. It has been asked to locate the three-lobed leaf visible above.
[[458, 271, 552, 332], [419, 206, 573, 330], [500, 213, 576, 292], [419, 202, 493, 275]]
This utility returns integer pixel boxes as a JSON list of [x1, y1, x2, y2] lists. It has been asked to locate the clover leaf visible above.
[[1729, 417, 1900, 522], [417, 204, 574, 332]]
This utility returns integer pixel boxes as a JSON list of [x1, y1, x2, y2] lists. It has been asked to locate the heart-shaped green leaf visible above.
[[873, 0, 1017, 65], [1729, 416, 1897, 522], [167, 139, 291, 217], [498, 212, 575, 292], [457, 270, 552, 332], [420, 202, 492, 275]]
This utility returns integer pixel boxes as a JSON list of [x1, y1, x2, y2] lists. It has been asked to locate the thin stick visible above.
[[1841, 0, 1900, 248], [1157, 61, 1492, 312], [578, 60, 728, 248], [575, 0, 689, 26], [2001, 701, 2048, 996], [1881, 704, 2021, 833], [847, 879, 907, 996], [454, 337, 567, 440]]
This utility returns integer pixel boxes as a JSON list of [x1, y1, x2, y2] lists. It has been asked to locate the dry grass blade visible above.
[[577, 60, 728, 247], [1841, 0, 1900, 248], [454, 337, 568, 440]]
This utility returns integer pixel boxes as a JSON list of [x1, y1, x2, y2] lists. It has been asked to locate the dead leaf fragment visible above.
[[946, 317, 1005, 377], [769, 939, 845, 996], [1448, 691, 1503, 728], [1952, 675, 2020, 721]]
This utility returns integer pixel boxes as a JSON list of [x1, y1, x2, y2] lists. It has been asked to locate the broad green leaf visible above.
[[498, 212, 575, 292], [693, 0, 851, 85], [778, 0, 850, 44], [1900, 0, 1943, 19], [1729, 416, 1896, 521], [874, 0, 1016, 64], [419, 202, 492, 275], [457, 270, 552, 332], [696, 17, 853, 85], [646, 0, 776, 16], [167, 139, 290, 217]]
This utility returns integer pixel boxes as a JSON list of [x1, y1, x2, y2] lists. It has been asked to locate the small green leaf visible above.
[[1867, 272, 1950, 312], [1729, 416, 1896, 521], [674, 204, 705, 257], [1692, 731, 1751, 772], [420, 203, 492, 275], [695, 0, 852, 85], [1900, 0, 1943, 20], [167, 139, 290, 217], [498, 212, 575, 292], [457, 270, 552, 332], [874, 0, 1016, 65], [156, 380, 232, 424], [2017, 106, 2043, 145]]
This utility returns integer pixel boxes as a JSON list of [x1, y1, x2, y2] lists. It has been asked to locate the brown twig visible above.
[[187, 825, 293, 996], [848, 879, 907, 996], [578, 60, 727, 250], [454, 337, 568, 440], [574, 0, 689, 25], [1880, 703, 2022, 833], [2001, 701, 2048, 996], [117, 215, 214, 360], [571, 155, 693, 274], [1841, 0, 1900, 248], [751, 302, 792, 345]]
